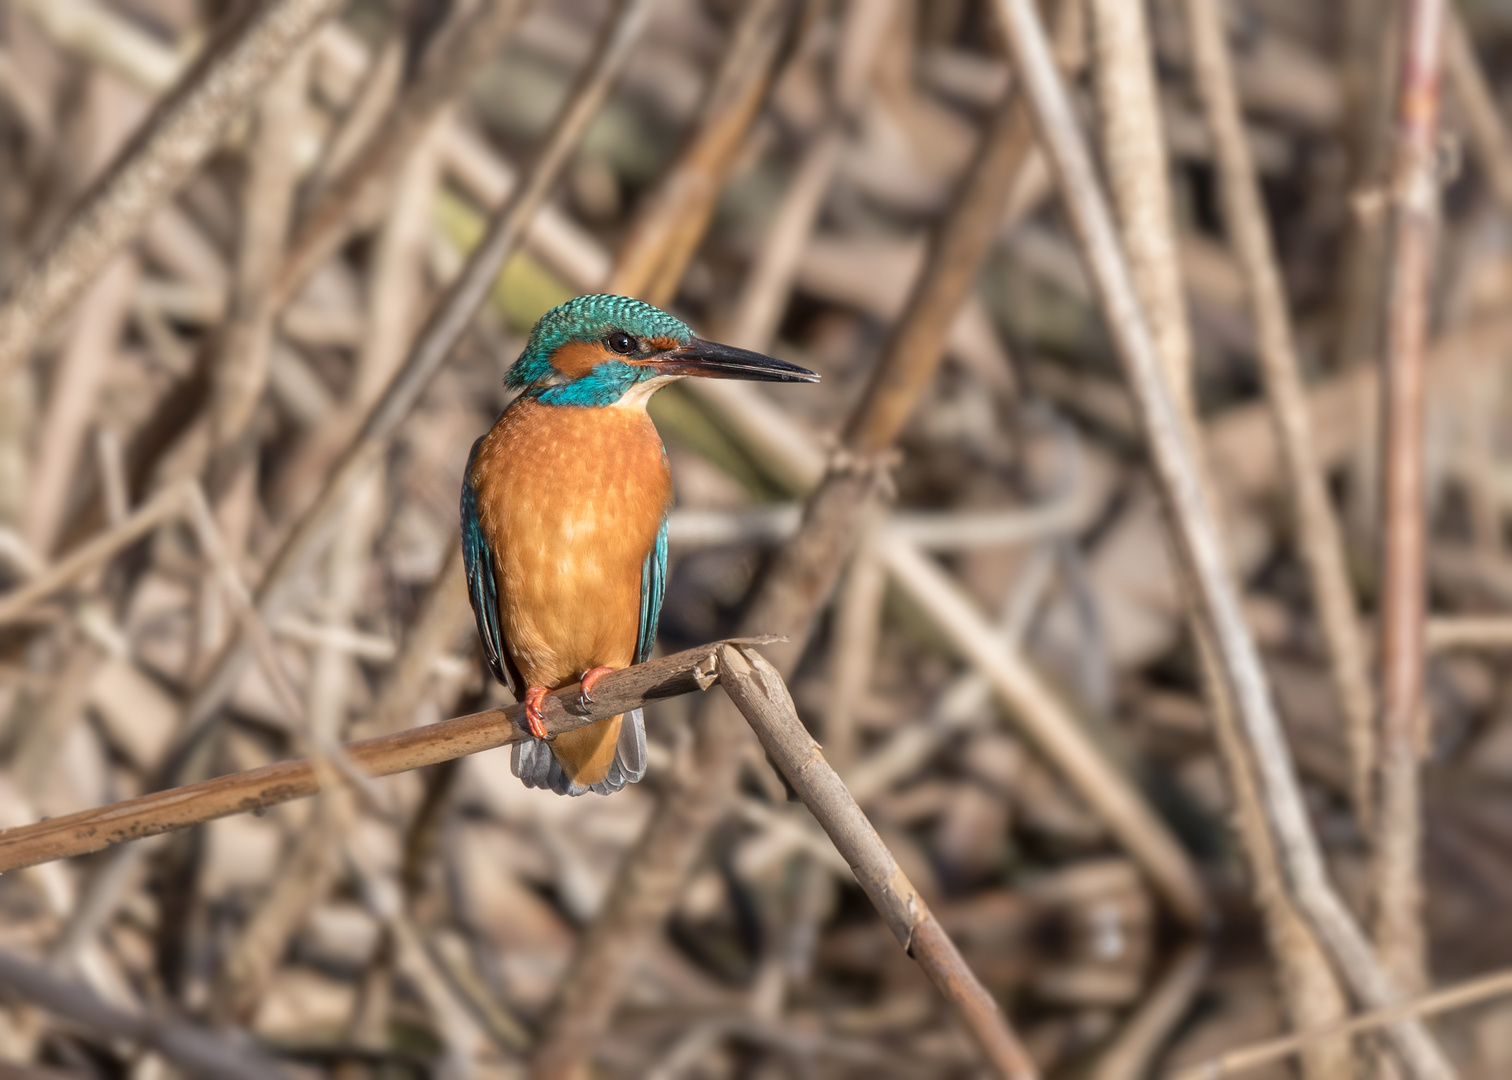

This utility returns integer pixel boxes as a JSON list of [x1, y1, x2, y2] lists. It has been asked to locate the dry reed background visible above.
[[4, 0, 1512, 1077]]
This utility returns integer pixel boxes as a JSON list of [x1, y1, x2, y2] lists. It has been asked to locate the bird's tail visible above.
[[511, 708, 648, 796]]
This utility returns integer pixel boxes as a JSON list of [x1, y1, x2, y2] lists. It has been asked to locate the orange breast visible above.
[[468, 395, 672, 690]]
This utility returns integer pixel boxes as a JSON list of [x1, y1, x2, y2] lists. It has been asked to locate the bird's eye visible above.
[[606, 331, 635, 355]]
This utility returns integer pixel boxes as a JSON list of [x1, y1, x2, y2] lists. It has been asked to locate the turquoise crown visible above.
[[505, 294, 692, 399]]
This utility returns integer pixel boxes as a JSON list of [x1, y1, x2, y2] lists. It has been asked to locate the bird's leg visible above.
[[577, 665, 617, 709], [522, 686, 553, 741]]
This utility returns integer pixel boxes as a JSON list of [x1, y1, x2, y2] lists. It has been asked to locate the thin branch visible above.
[[987, 0, 1452, 1076], [0, 639, 755, 873], [717, 644, 1038, 1080], [1375, 0, 1450, 1001], [0, 0, 345, 379]]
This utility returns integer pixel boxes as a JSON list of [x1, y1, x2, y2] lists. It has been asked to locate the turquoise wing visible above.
[[636, 516, 669, 664], [461, 440, 516, 695]]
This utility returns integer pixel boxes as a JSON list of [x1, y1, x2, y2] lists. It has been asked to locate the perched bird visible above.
[[461, 294, 819, 796]]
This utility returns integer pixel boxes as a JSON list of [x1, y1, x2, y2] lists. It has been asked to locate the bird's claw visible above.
[[523, 686, 553, 741], [577, 666, 616, 711]]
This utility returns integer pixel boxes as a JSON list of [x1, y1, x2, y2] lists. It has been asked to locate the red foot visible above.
[[522, 686, 552, 741], [578, 665, 616, 709]]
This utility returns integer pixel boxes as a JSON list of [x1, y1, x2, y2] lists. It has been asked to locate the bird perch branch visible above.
[[717, 643, 1039, 1080], [0, 638, 765, 874]]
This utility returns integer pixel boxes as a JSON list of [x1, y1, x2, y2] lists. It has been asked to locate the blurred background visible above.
[[3, 0, 1512, 1076]]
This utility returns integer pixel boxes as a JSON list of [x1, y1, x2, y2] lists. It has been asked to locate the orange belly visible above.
[[468, 396, 671, 784]]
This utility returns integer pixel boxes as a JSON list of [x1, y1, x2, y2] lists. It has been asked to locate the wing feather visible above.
[[461, 440, 516, 696], [636, 516, 669, 664]]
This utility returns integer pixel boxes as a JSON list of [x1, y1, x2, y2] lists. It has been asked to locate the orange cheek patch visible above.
[[551, 340, 614, 377], [647, 336, 683, 353]]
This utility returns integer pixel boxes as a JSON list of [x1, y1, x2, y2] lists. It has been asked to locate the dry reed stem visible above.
[[1179, 0, 1384, 841], [718, 644, 1038, 1080], [0, 638, 753, 873], [1088, 0, 1194, 403], [607, 0, 793, 305], [0, 0, 344, 380], [0, 480, 190, 626], [208, 136, 436, 1009], [1196, 624, 1358, 1080], [1169, 967, 1512, 1080], [273, 0, 532, 304], [1091, 7, 1352, 1070], [1091, 943, 1209, 1080], [371, 545, 473, 735], [1375, 0, 1449, 1003], [1182, 0, 1377, 839], [1445, 11, 1512, 208], [205, 46, 309, 504], [989, 0, 1452, 1075], [270, 111, 448, 521], [878, 535, 1208, 927], [436, 120, 612, 291], [842, 89, 1035, 452], [1334, 0, 1399, 406], [1173, 2, 1364, 1071], [1425, 616, 1512, 650], [822, 536, 886, 772], [342, 829, 490, 1070], [0, 947, 292, 1080], [841, 544, 1054, 805], [167, 0, 656, 775], [209, 482, 382, 1022], [11, 0, 184, 90], [25, 257, 137, 556], [349, 138, 464, 739], [715, 0, 891, 356], [210, 789, 352, 1023], [301, 24, 404, 199], [723, 126, 843, 350]]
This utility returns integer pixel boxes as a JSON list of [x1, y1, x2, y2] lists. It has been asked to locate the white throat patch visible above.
[[613, 373, 680, 411]]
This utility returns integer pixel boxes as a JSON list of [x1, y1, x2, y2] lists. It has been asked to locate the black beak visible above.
[[652, 337, 820, 383]]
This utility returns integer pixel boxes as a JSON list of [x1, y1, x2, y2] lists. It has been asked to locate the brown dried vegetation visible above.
[[3, 0, 1512, 1078]]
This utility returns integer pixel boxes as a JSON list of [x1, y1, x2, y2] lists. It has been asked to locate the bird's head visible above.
[[505, 294, 819, 408]]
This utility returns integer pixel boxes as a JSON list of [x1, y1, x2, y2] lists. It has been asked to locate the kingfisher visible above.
[[461, 294, 819, 796]]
